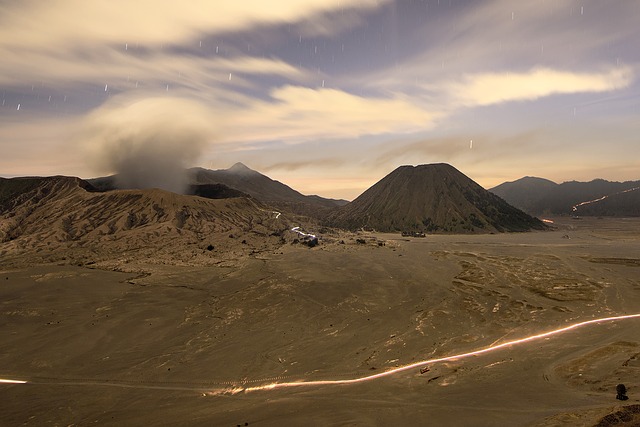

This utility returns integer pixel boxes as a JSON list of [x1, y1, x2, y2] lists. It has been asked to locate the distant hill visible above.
[[326, 164, 545, 233], [88, 163, 347, 218], [487, 177, 558, 215], [490, 177, 640, 216], [188, 163, 347, 216], [0, 176, 284, 266]]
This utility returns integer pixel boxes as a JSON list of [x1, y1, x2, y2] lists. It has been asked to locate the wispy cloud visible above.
[[0, 1, 388, 50], [360, 0, 639, 99], [0, 1, 383, 98], [447, 67, 634, 107], [225, 85, 438, 143], [0, 47, 308, 104]]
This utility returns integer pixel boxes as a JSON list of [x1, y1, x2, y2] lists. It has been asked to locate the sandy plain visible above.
[[1, 217, 639, 426]]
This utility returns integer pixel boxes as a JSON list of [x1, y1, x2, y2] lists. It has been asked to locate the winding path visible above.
[[244, 313, 640, 392], [2, 313, 639, 394]]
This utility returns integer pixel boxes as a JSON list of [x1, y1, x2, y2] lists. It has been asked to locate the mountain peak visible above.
[[398, 163, 454, 171], [188, 162, 346, 217], [228, 162, 255, 174]]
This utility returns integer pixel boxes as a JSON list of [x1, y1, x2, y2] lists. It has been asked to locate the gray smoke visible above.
[[82, 96, 215, 194]]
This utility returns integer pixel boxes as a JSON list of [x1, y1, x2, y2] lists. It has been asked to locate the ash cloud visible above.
[[81, 96, 215, 194]]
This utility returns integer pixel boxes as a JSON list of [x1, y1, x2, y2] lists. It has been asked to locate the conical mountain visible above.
[[327, 164, 545, 233]]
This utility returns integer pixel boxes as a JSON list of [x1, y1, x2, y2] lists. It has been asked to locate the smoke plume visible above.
[[82, 96, 215, 194]]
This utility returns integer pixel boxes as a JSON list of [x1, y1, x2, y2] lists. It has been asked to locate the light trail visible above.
[[3, 314, 640, 395], [291, 226, 316, 240], [572, 187, 640, 212], [573, 195, 607, 212], [238, 313, 640, 393], [0, 378, 27, 384], [257, 207, 281, 219]]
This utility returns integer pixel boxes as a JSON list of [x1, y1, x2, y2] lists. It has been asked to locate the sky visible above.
[[1, 0, 639, 200]]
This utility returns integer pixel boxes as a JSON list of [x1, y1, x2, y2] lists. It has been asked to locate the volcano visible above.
[[88, 163, 347, 219], [327, 164, 545, 233], [0, 175, 284, 267]]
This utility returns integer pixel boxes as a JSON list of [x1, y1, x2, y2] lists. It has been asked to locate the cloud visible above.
[[79, 96, 216, 193], [448, 67, 634, 107], [2, 0, 639, 200], [0, 1, 383, 96], [0, 46, 307, 94], [359, 1, 640, 102], [225, 85, 438, 143], [0, 1, 387, 50]]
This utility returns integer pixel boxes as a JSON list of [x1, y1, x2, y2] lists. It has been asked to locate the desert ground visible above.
[[1, 217, 640, 426]]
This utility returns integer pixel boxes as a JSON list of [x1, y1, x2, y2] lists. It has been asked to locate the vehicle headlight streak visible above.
[[3, 314, 640, 394], [291, 226, 316, 240], [240, 313, 640, 393], [572, 186, 640, 212]]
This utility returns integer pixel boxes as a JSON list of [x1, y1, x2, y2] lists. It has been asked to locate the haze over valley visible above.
[[2, 162, 640, 426], [2, 1, 640, 426]]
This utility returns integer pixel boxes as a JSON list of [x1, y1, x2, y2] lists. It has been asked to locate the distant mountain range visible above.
[[326, 164, 545, 233], [2, 164, 554, 243], [490, 177, 640, 217], [88, 162, 348, 218]]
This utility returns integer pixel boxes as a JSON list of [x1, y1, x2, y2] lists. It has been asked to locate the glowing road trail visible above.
[[241, 313, 640, 393], [0, 379, 27, 384], [2, 314, 640, 394], [572, 186, 640, 212], [257, 207, 281, 219], [291, 226, 316, 239]]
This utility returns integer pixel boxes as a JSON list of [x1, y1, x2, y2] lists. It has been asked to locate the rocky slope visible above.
[[188, 163, 347, 217], [0, 176, 288, 268]]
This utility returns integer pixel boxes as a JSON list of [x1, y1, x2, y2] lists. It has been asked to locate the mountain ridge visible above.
[[0, 175, 285, 267], [490, 176, 640, 216], [87, 163, 347, 219]]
